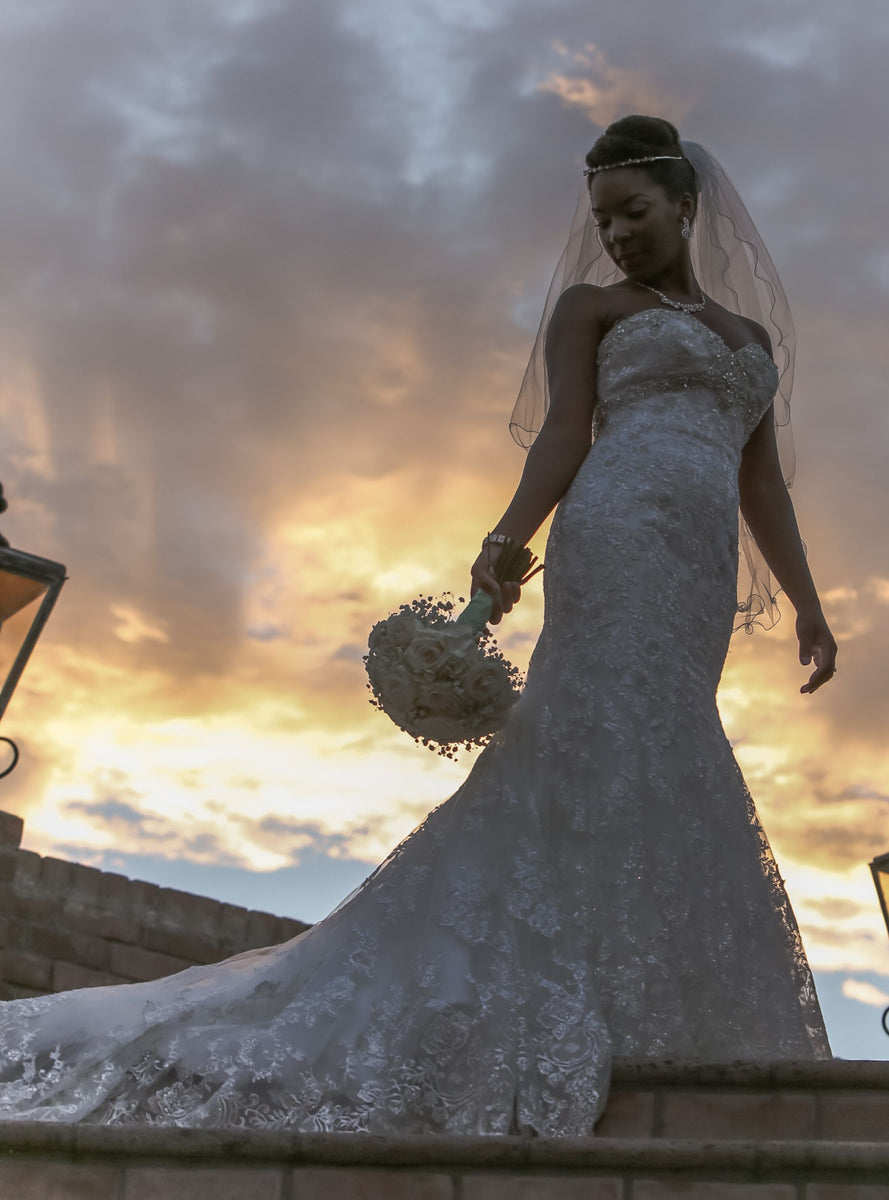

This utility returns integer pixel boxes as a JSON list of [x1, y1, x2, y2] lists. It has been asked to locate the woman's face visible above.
[[589, 169, 692, 279]]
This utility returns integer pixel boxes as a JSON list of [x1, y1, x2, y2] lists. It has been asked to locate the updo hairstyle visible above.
[[584, 115, 698, 217]]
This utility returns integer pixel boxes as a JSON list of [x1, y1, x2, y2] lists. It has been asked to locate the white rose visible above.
[[387, 611, 419, 648], [416, 681, 463, 720], [379, 665, 416, 720], [367, 620, 392, 655], [404, 631, 449, 674], [462, 658, 512, 705]]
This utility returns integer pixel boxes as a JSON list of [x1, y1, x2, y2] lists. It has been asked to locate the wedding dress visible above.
[[0, 307, 831, 1135]]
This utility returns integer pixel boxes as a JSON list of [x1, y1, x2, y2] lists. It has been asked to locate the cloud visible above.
[[332, 644, 366, 664], [110, 604, 169, 645], [842, 978, 889, 1009], [0, 0, 888, 1014], [805, 897, 870, 922], [831, 785, 889, 804], [789, 825, 887, 872], [250, 815, 372, 864], [538, 42, 691, 127], [66, 797, 150, 827], [63, 781, 177, 849]]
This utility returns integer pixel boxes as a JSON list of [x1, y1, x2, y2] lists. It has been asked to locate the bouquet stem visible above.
[[455, 537, 543, 637], [456, 589, 494, 635]]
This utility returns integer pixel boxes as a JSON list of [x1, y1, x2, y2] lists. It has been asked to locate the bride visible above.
[[0, 115, 836, 1135]]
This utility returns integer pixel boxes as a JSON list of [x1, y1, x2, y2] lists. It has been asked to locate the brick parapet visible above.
[[0, 809, 309, 999]]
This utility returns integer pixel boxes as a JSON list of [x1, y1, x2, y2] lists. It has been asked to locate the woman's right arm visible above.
[[470, 285, 604, 621]]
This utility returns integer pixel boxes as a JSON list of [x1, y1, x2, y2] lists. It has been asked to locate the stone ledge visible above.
[[3, 1124, 889, 1179], [610, 1059, 889, 1090]]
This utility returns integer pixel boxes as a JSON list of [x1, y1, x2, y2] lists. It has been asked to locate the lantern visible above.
[[0, 545, 67, 776], [868, 850, 889, 1037]]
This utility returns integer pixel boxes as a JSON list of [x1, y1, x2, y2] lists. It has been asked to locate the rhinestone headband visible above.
[[583, 154, 685, 178]]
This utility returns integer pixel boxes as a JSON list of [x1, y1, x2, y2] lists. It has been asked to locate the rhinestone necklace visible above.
[[635, 280, 706, 313]]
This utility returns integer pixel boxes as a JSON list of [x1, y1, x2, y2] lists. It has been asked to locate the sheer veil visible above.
[[510, 140, 795, 631]]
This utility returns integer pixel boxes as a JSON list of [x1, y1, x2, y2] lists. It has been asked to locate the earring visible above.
[[681, 216, 691, 240]]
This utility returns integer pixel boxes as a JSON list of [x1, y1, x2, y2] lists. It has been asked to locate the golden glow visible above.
[[0, 24, 883, 1014]]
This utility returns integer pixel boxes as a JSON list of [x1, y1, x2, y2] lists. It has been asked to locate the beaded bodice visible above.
[[593, 308, 778, 444]]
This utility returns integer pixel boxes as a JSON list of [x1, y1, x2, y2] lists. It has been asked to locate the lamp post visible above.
[[868, 851, 889, 1037], [0, 487, 67, 776]]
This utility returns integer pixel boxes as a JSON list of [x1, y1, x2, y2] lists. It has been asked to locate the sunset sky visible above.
[[1, 0, 888, 1060]]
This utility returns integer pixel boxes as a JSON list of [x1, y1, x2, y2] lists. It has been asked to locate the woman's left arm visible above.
[[738, 405, 837, 694]]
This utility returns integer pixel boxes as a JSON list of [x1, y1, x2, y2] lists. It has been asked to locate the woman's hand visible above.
[[797, 608, 837, 694], [469, 543, 521, 626]]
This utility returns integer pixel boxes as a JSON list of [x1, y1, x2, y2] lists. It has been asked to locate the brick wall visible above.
[[0, 809, 309, 1000]]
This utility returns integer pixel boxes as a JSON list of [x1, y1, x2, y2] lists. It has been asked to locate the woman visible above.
[[0, 116, 834, 1135]]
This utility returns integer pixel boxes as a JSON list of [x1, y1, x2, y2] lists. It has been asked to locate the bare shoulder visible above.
[[547, 284, 613, 346], [550, 282, 612, 321]]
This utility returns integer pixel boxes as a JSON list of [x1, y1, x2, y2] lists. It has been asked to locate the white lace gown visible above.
[[0, 309, 830, 1135]]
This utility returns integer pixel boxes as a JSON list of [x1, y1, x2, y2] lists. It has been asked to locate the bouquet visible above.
[[365, 539, 542, 757]]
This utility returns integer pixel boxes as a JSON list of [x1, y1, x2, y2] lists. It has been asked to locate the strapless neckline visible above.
[[597, 308, 774, 367]]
